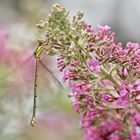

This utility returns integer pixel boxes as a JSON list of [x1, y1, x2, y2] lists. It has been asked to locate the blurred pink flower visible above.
[[0, 25, 8, 60], [87, 59, 100, 72], [98, 24, 111, 33]]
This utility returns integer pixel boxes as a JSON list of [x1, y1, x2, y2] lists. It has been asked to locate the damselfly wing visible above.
[[0, 48, 63, 127]]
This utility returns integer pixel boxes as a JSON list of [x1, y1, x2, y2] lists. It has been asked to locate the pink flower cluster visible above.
[[52, 25, 140, 139], [38, 4, 140, 140]]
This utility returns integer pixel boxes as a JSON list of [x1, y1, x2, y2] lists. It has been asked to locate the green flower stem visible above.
[[100, 65, 121, 89]]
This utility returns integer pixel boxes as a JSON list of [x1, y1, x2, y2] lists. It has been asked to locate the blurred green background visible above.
[[0, 0, 140, 139]]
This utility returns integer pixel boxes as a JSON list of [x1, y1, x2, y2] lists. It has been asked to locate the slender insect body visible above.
[[27, 42, 46, 127], [31, 57, 40, 127]]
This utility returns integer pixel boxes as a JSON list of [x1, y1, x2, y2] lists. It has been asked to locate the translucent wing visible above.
[[0, 54, 63, 92], [0, 55, 33, 82], [0, 55, 35, 94], [39, 60, 64, 89]]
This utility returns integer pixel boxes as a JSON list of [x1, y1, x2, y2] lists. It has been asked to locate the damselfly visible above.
[[0, 39, 63, 127]]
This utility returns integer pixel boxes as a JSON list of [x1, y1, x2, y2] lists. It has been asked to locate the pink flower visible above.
[[108, 133, 121, 140], [102, 93, 112, 102], [83, 119, 122, 140], [69, 82, 91, 95], [119, 67, 128, 78], [98, 24, 111, 33], [134, 79, 140, 94], [63, 68, 69, 81], [86, 24, 94, 33], [135, 95, 140, 103], [135, 79, 140, 86], [113, 83, 130, 107], [87, 59, 100, 72]]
